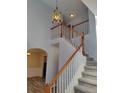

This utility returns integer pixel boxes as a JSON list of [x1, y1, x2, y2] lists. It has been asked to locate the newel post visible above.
[[60, 23, 63, 37], [71, 26, 74, 38], [43, 84, 51, 93], [68, 25, 71, 40], [80, 32, 85, 55]]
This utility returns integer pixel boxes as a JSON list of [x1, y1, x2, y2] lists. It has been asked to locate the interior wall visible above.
[[68, 7, 88, 26], [46, 45, 59, 83], [81, 0, 97, 16], [84, 10, 97, 60], [27, 0, 52, 53], [27, 52, 41, 68], [59, 38, 75, 70], [27, 0, 63, 83], [27, 52, 46, 78], [68, 4, 89, 34]]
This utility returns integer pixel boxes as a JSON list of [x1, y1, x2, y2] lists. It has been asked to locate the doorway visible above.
[[42, 56, 47, 79], [27, 48, 47, 93]]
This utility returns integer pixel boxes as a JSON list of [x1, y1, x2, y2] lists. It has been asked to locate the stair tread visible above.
[[82, 72, 97, 77], [78, 77, 97, 85], [74, 85, 97, 93]]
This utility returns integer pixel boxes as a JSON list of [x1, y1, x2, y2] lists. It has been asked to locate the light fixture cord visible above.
[[56, 0, 58, 9]]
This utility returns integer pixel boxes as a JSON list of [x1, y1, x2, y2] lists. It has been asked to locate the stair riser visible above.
[[85, 54, 89, 57], [86, 63, 97, 66], [87, 58, 94, 61], [78, 80, 97, 89], [74, 89, 85, 93], [85, 68, 97, 72], [85, 69, 97, 73], [82, 74, 97, 80]]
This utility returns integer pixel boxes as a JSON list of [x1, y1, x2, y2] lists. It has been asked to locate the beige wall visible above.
[[27, 51, 47, 77], [27, 52, 42, 68]]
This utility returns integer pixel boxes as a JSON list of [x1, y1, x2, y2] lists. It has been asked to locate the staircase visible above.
[[43, 20, 97, 93], [74, 57, 97, 93]]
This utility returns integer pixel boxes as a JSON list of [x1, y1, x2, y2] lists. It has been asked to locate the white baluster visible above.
[[57, 79, 59, 93], [72, 58, 74, 78], [59, 77, 61, 93], [53, 84, 55, 93], [70, 61, 72, 81], [63, 72, 65, 93], [68, 65, 70, 85], [61, 74, 64, 93], [75, 55, 77, 71]]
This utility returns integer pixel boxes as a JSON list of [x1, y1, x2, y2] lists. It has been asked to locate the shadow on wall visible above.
[[27, 48, 47, 81]]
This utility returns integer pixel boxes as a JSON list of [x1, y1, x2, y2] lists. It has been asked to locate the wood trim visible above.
[[50, 24, 61, 30], [50, 22, 67, 30], [68, 26, 71, 40], [60, 24, 63, 37], [72, 20, 89, 28], [49, 44, 82, 85], [81, 32, 85, 55], [71, 26, 80, 38], [43, 84, 51, 93]]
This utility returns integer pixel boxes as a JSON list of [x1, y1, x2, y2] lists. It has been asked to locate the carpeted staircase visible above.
[[74, 57, 97, 93]]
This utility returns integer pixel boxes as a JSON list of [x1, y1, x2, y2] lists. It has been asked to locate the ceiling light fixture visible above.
[[52, 0, 62, 24], [70, 14, 74, 17], [27, 53, 31, 56], [69, 12, 76, 18]]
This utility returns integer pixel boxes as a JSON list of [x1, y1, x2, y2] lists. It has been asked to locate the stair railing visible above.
[[72, 20, 89, 55], [50, 20, 88, 50], [43, 20, 89, 93], [72, 20, 89, 34], [43, 43, 83, 93], [50, 22, 83, 48]]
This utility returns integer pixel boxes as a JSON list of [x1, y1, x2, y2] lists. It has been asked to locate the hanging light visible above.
[[52, 0, 62, 24]]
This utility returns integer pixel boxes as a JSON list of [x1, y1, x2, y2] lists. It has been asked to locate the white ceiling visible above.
[[40, 0, 89, 22], [81, 0, 97, 15]]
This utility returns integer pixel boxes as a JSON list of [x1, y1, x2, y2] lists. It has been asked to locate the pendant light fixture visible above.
[[52, 0, 62, 24]]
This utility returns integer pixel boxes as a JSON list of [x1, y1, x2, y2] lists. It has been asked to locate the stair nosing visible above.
[[78, 77, 97, 86], [82, 72, 97, 77]]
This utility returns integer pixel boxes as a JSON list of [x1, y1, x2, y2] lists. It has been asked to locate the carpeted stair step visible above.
[[74, 85, 97, 93], [87, 57, 94, 61], [82, 72, 97, 80], [86, 61, 97, 66], [78, 78, 97, 89], [85, 66, 97, 72], [85, 54, 89, 57]]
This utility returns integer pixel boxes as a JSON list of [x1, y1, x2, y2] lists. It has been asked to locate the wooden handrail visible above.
[[60, 23, 63, 37], [50, 20, 88, 30], [50, 22, 67, 30], [49, 44, 82, 85], [72, 20, 89, 28], [50, 23, 62, 30]]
